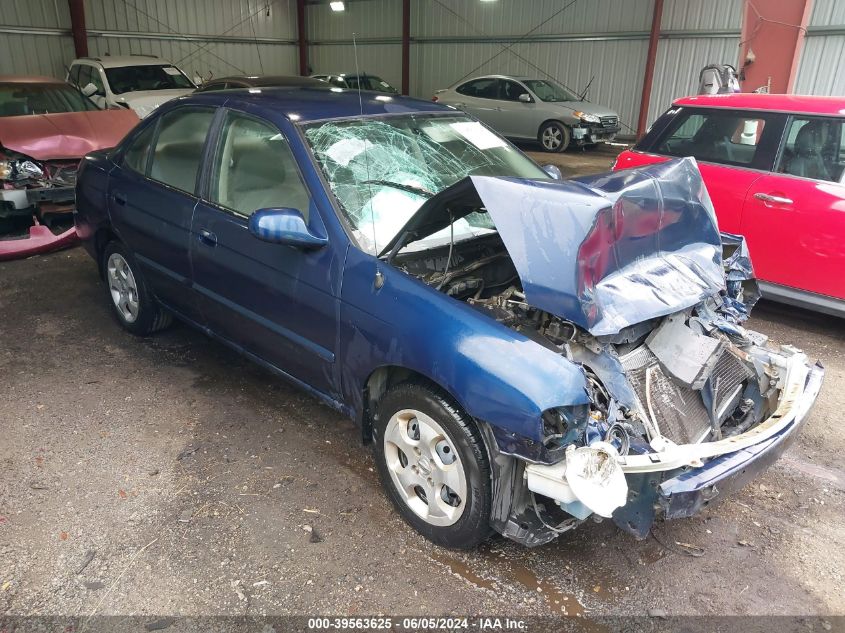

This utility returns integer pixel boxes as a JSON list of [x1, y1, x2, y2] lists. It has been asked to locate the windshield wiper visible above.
[[362, 179, 434, 198]]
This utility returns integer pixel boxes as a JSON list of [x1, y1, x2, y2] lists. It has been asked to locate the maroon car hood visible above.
[[0, 109, 139, 160]]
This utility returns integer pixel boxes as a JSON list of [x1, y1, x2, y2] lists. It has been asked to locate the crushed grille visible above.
[[620, 346, 712, 444]]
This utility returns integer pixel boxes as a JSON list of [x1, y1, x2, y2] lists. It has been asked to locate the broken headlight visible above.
[[573, 111, 601, 125], [541, 404, 589, 448], [0, 156, 44, 182]]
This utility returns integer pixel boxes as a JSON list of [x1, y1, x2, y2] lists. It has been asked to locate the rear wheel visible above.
[[539, 121, 570, 153], [101, 241, 171, 335], [373, 383, 492, 549]]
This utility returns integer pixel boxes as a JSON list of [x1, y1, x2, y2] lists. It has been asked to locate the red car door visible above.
[[742, 115, 845, 301]]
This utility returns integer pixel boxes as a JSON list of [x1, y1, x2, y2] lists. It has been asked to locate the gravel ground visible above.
[[1, 146, 843, 624]]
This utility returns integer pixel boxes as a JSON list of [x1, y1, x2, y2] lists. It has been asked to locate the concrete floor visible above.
[[1, 146, 843, 621]]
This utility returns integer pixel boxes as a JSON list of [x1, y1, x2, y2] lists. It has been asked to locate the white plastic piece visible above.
[[525, 442, 628, 519], [564, 442, 628, 518]]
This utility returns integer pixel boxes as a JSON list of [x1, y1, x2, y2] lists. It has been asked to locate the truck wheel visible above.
[[373, 382, 493, 549], [101, 241, 172, 335], [539, 121, 570, 153]]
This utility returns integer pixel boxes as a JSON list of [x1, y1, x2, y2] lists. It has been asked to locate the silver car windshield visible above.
[[303, 114, 548, 255], [523, 79, 580, 102]]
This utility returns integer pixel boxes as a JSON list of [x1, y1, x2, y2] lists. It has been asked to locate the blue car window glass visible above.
[[210, 112, 311, 218], [123, 123, 156, 175], [149, 107, 214, 194]]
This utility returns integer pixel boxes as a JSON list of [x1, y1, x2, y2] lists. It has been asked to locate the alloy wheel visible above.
[[107, 253, 140, 323]]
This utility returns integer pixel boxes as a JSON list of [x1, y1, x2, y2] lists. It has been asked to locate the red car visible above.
[[614, 94, 845, 317], [0, 76, 138, 260]]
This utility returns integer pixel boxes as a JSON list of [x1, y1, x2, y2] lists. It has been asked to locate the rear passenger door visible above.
[[190, 108, 339, 395], [452, 78, 501, 127], [108, 106, 215, 319]]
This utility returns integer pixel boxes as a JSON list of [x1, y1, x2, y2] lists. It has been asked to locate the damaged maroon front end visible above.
[[0, 76, 139, 261]]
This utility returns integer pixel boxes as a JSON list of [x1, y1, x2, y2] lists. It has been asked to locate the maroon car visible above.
[[0, 75, 139, 260]]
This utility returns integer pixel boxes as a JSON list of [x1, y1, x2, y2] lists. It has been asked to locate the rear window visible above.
[[0, 83, 98, 116], [654, 108, 767, 167]]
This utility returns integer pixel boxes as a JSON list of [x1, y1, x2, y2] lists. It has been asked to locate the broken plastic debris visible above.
[[565, 442, 627, 518]]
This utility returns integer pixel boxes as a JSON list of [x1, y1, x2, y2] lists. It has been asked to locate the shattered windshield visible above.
[[303, 114, 547, 254]]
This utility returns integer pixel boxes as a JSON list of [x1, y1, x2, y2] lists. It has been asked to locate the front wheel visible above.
[[373, 383, 492, 549], [539, 121, 570, 153]]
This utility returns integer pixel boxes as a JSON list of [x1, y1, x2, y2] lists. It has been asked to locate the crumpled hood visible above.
[[387, 157, 726, 336], [0, 109, 139, 160], [117, 89, 194, 117]]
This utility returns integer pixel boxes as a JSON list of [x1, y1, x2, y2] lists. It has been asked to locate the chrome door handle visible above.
[[754, 192, 793, 205]]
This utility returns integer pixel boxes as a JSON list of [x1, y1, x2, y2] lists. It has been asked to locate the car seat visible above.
[[785, 123, 831, 181]]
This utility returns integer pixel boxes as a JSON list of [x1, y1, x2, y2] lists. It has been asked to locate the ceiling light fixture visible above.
[[330, 1, 345, 11]]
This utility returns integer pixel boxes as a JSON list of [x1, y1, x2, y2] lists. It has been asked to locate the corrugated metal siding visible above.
[[2, 0, 70, 29], [83, 0, 297, 79], [86, 37, 296, 79], [84, 0, 297, 39], [413, 39, 647, 133], [661, 0, 742, 31], [412, 0, 652, 38], [793, 0, 845, 96], [308, 43, 402, 87], [808, 0, 845, 27], [795, 36, 845, 95], [647, 36, 740, 125], [0, 32, 76, 78], [308, 0, 401, 41], [0, 0, 73, 78]]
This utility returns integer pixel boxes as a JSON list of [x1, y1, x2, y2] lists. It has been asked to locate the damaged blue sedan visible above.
[[74, 88, 824, 549]]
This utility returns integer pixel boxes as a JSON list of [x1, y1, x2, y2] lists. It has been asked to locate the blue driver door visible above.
[[190, 109, 340, 396]]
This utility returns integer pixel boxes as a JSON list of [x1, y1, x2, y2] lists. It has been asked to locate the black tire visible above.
[[539, 121, 570, 153], [100, 240, 172, 336], [373, 382, 492, 549]]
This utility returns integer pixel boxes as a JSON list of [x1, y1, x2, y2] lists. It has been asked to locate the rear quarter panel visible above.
[[74, 150, 114, 261]]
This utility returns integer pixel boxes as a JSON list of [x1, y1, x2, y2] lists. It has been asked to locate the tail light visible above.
[[431, 95, 438, 102]]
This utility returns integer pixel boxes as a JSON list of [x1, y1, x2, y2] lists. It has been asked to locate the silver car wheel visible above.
[[107, 253, 140, 324], [542, 125, 563, 150], [383, 408, 467, 527]]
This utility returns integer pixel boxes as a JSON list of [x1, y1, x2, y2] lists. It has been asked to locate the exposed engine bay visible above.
[[396, 232, 819, 542]]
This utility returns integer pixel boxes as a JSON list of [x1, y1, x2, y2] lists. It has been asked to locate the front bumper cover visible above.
[[1, 185, 75, 212]]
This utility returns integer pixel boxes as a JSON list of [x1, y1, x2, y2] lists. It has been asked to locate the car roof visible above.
[[176, 86, 450, 122], [0, 75, 64, 84], [207, 75, 325, 87], [673, 93, 845, 117], [73, 55, 174, 68]]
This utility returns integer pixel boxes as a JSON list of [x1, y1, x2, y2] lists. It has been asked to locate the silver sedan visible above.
[[434, 75, 621, 152]]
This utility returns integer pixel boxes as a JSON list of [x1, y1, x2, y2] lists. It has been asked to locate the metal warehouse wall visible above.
[[0, 0, 76, 78], [84, 0, 299, 80], [307, 0, 403, 88], [307, 0, 743, 135], [794, 0, 845, 95], [646, 0, 742, 125]]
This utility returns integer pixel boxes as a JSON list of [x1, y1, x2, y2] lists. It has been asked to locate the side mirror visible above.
[[81, 82, 99, 97], [542, 164, 563, 180], [248, 207, 327, 249], [518, 93, 532, 103]]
